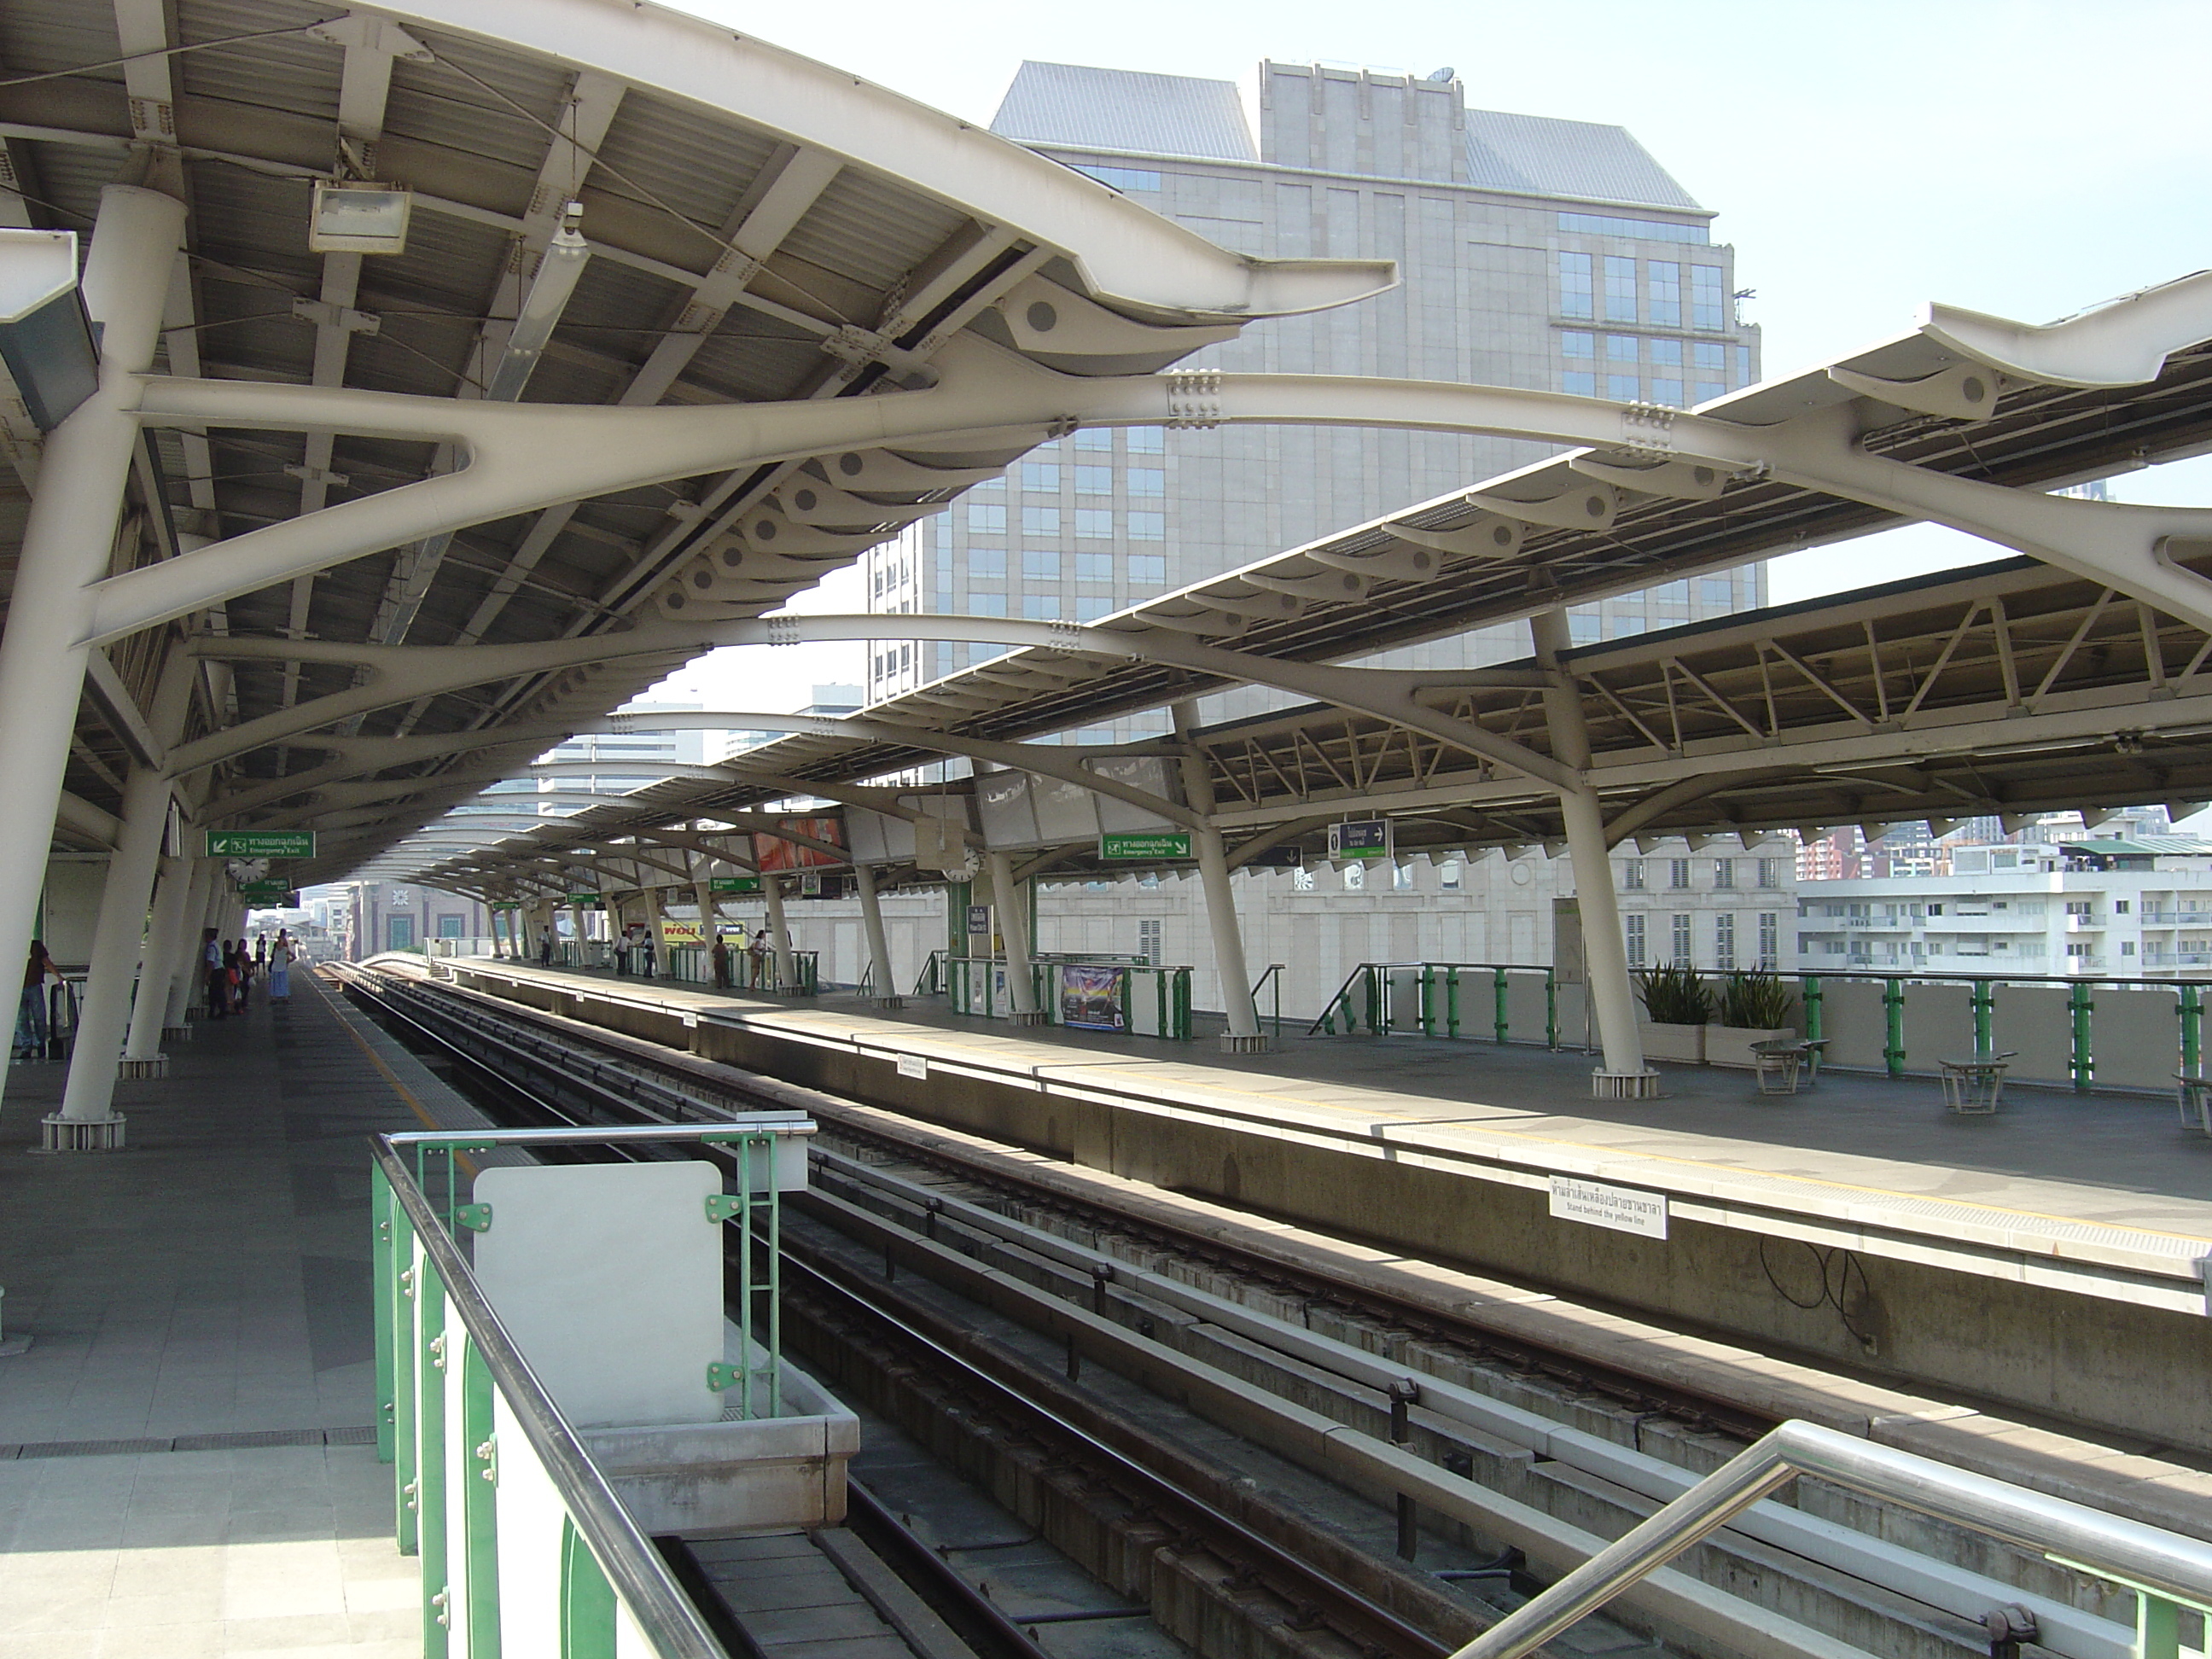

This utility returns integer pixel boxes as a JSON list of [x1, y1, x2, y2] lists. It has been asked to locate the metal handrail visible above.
[[1454, 1417, 2212, 1659], [1249, 963, 1285, 1037], [370, 1135, 729, 1659]]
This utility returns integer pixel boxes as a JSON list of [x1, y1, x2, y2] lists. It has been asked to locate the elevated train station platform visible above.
[[0, 972, 500, 1656], [430, 958, 2212, 1464]]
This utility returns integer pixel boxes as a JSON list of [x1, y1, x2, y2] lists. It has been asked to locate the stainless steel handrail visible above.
[[1454, 1418, 2212, 1659], [387, 1122, 815, 1149], [373, 1135, 732, 1659]]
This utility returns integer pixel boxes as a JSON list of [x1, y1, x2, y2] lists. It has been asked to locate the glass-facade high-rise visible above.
[[864, 60, 1764, 726]]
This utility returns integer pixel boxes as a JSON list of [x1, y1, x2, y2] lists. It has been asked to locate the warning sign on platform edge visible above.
[[1547, 1174, 1668, 1239]]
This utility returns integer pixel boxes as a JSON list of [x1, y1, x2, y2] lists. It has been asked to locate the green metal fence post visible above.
[[1802, 975, 1823, 1050], [418, 1265, 450, 1658], [2070, 981, 2094, 1091], [1445, 966, 1461, 1039], [2181, 984, 2203, 1075], [1493, 965, 1511, 1045], [559, 1518, 619, 1659], [1883, 976, 1906, 1077], [1545, 967, 1559, 1050], [1971, 980, 1994, 1054], [372, 1167, 397, 1465], [394, 1228, 420, 1557], [462, 1338, 502, 1659]]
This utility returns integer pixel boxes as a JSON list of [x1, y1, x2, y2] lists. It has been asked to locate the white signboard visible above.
[[1547, 1174, 1668, 1239], [896, 1052, 928, 1080]]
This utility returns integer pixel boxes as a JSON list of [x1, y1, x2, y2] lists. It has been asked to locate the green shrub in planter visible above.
[[1717, 970, 1794, 1030], [1635, 963, 1714, 1025]]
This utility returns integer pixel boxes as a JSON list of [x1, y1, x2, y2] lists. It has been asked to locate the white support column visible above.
[[123, 855, 190, 1062], [0, 186, 183, 1133], [166, 859, 218, 1027], [51, 649, 195, 1142], [1532, 608, 1655, 1098], [986, 850, 1044, 1025], [646, 886, 670, 980], [853, 863, 900, 1007], [761, 876, 797, 992], [692, 879, 720, 985], [1173, 702, 1264, 1052]]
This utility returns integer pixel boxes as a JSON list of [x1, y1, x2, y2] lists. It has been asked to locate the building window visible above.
[[1126, 512, 1165, 539], [1647, 260, 1681, 328], [1758, 858, 1782, 888], [1694, 341, 1725, 371], [1074, 508, 1113, 538], [1714, 912, 1736, 970], [1127, 427, 1165, 452], [1669, 859, 1691, 889], [1075, 163, 1161, 192], [1126, 468, 1166, 497], [1021, 595, 1059, 620], [1714, 859, 1734, 888], [1607, 374, 1639, 401], [969, 548, 1006, 579], [1737, 345, 1754, 383], [1562, 331, 1594, 358], [1757, 913, 1778, 968], [1563, 371, 1597, 397], [1137, 918, 1162, 962], [1559, 252, 1593, 319], [1022, 461, 1059, 492], [1022, 550, 1060, 580], [1692, 381, 1726, 404], [2122, 940, 2137, 956], [1672, 912, 1693, 963], [1626, 913, 1646, 967], [1074, 596, 1114, 620], [1621, 859, 1646, 890], [1127, 554, 1166, 583], [1605, 334, 1638, 362], [1074, 551, 1111, 581], [388, 915, 416, 951], [1691, 265, 1726, 330], [1650, 379, 1684, 406], [1650, 338, 1683, 368], [1022, 506, 1060, 536], [2114, 899, 2131, 913], [1074, 465, 1114, 494], [1604, 255, 1638, 323], [1074, 428, 1112, 451], [968, 592, 1006, 616], [1393, 863, 1415, 891], [1441, 860, 1462, 890], [966, 502, 1005, 534], [1701, 577, 1733, 606]]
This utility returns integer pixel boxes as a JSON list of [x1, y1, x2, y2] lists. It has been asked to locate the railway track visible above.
[[334, 962, 2186, 1659]]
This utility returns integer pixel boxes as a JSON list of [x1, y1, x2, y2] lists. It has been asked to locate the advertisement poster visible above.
[[1059, 963, 1128, 1032], [754, 816, 845, 871], [659, 921, 704, 946]]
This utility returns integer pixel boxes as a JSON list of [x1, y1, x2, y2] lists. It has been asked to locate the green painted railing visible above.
[[371, 1126, 824, 1658], [1311, 961, 2212, 1094]]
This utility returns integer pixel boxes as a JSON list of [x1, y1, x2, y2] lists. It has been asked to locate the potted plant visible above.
[[1634, 963, 1714, 1064], [1706, 971, 1798, 1069]]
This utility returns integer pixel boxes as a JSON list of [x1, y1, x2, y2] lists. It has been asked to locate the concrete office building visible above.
[[1794, 835, 2212, 976], [863, 58, 1765, 713]]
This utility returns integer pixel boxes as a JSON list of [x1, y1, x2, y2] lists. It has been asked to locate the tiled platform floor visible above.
[[0, 972, 478, 1655]]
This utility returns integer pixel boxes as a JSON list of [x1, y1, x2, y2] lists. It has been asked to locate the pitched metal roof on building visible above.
[[1463, 109, 1703, 212], [992, 61, 1259, 162], [2071, 839, 2212, 856]]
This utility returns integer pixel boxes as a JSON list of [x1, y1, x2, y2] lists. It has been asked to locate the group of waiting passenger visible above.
[[528, 921, 784, 990], [201, 928, 296, 1018]]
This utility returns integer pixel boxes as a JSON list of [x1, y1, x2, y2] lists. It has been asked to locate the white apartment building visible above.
[[1793, 838, 2212, 978]]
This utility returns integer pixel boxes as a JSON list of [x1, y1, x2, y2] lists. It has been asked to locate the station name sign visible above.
[[207, 830, 316, 859], [564, 892, 604, 905], [1328, 819, 1392, 862], [1099, 832, 1192, 861], [237, 881, 297, 903], [709, 876, 761, 894]]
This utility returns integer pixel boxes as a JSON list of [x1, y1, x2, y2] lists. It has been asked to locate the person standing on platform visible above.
[[202, 928, 226, 1020], [267, 931, 294, 1003], [254, 934, 267, 974], [538, 923, 553, 967], [748, 926, 769, 988], [711, 933, 731, 990], [16, 940, 56, 1059]]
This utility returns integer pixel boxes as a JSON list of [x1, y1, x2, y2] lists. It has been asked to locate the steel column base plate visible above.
[[38, 1114, 127, 1152], [1591, 1068, 1662, 1100], [1219, 1033, 1271, 1054], [1012, 1010, 1050, 1027], [117, 1057, 167, 1080], [162, 1025, 193, 1042]]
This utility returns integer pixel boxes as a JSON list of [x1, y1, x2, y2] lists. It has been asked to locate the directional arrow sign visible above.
[[1099, 832, 1192, 860]]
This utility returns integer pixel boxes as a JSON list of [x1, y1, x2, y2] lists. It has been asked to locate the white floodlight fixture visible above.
[[0, 229, 98, 431], [309, 179, 415, 255]]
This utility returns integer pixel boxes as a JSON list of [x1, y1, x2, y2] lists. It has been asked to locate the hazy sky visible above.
[[645, 0, 2212, 713]]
